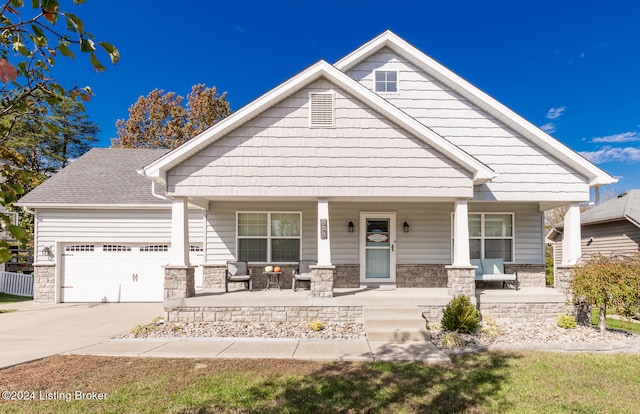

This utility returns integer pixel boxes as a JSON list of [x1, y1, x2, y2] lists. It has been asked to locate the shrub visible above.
[[308, 320, 324, 331], [441, 331, 465, 349], [481, 316, 504, 338], [557, 313, 577, 329], [441, 295, 480, 334]]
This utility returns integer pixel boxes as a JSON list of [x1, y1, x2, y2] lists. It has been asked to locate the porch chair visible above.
[[225, 261, 252, 292], [292, 260, 316, 291]]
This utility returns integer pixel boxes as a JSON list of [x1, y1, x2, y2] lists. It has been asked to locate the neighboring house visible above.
[[17, 31, 615, 307], [548, 190, 640, 273]]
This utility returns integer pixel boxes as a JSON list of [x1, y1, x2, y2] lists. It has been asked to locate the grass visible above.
[[0, 293, 32, 313], [1, 352, 639, 413], [591, 308, 640, 335]]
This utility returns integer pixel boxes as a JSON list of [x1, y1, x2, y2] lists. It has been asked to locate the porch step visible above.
[[363, 306, 430, 343]]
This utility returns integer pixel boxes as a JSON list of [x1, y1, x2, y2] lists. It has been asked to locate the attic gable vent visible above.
[[309, 92, 335, 128]]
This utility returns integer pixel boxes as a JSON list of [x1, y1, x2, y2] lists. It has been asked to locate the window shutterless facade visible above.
[[452, 213, 514, 262], [237, 212, 301, 262]]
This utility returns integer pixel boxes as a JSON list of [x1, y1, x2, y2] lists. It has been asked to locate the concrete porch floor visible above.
[[167, 286, 566, 308]]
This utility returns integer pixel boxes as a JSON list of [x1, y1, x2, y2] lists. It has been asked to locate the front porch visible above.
[[165, 286, 567, 326]]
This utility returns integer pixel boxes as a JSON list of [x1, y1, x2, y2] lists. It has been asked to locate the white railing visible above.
[[0, 271, 33, 297]]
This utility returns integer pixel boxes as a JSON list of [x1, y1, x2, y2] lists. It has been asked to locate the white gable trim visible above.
[[141, 60, 494, 185], [336, 30, 616, 188]]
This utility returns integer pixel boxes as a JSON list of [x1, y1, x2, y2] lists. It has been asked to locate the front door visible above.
[[360, 213, 396, 284]]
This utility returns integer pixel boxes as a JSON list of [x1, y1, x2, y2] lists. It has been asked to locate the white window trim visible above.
[[236, 211, 302, 263], [451, 212, 515, 263], [308, 92, 335, 128], [373, 70, 400, 94]]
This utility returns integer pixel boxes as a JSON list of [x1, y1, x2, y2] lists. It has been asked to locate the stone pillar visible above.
[[562, 203, 582, 265], [310, 265, 335, 298], [33, 263, 56, 304], [554, 264, 575, 294], [164, 266, 195, 300], [446, 265, 476, 298]]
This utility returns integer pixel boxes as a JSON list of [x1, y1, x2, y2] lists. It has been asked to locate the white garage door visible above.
[[62, 243, 204, 302]]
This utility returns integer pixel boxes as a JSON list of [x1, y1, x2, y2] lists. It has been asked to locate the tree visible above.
[[6, 95, 98, 174], [570, 254, 640, 332], [0, 0, 119, 262], [112, 84, 231, 149]]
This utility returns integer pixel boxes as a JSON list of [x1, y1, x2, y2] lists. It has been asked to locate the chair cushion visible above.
[[295, 273, 312, 281], [470, 259, 483, 277], [227, 261, 248, 276], [481, 258, 504, 275]]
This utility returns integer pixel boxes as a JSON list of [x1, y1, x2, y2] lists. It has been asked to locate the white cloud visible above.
[[546, 107, 566, 120], [591, 131, 640, 143], [579, 146, 640, 164], [540, 123, 556, 133]]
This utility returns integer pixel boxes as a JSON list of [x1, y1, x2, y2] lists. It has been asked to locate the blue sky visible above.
[[53, 0, 640, 193]]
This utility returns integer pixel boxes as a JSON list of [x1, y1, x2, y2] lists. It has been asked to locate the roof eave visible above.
[[13, 203, 170, 209]]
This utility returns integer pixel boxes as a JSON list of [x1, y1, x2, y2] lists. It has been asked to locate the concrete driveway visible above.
[[0, 301, 163, 368]]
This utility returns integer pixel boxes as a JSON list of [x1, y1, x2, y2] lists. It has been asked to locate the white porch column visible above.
[[169, 197, 190, 266], [562, 203, 582, 265], [317, 199, 332, 266], [452, 199, 471, 267]]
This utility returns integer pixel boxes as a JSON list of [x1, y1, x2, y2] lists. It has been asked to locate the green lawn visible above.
[[591, 308, 640, 335], [0, 293, 32, 313], [1, 352, 639, 413]]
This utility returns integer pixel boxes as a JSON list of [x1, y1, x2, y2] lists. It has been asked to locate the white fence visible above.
[[0, 271, 33, 297]]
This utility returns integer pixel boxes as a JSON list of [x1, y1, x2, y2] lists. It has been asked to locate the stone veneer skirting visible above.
[[165, 305, 363, 323], [478, 301, 567, 324], [204, 263, 548, 290], [33, 263, 56, 304]]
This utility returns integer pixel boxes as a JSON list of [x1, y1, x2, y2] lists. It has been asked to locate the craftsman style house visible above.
[[18, 31, 615, 309]]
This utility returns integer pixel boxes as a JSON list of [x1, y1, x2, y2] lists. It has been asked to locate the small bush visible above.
[[441, 295, 480, 334], [481, 316, 504, 338], [308, 320, 324, 331], [557, 314, 577, 329], [441, 331, 465, 349]]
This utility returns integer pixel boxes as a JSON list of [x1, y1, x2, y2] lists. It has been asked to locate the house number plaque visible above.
[[320, 219, 328, 239]]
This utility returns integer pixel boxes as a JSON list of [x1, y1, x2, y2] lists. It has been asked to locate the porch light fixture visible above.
[[403, 221, 410, 233], [347, 221, 355, 233]]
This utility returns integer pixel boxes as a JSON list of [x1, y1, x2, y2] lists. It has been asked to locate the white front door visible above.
[[360, 212, 396, 284]]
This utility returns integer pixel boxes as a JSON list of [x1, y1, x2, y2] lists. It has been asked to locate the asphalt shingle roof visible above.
[[580, 190, 640, 226], [17, 148, 170, 206]]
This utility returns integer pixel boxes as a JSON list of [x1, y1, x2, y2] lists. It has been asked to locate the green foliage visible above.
[[112, 84, 231, 149], [0, 1, 116, 263], [571, 254, 640, 332], [556, 314, 577, 329], [481, 316, 504, 338], [307, 320, 324, 331], [441, 331, 465, 349], [545, 244, 554, 286], [441, 295, 481, 334]]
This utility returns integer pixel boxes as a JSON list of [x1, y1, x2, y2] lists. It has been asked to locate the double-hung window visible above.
[[237, 212, 301, 262], [453, 213, 514, 262], [468, 213, 514, 262]]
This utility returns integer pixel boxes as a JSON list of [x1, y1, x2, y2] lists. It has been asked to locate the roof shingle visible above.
[[17, 148, 170, 206]]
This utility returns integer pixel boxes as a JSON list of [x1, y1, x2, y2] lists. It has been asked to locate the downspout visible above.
[[151, 180, 172, 202]]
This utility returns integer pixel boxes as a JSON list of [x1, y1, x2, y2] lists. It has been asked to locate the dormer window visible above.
[[374, 70, 398, 93]]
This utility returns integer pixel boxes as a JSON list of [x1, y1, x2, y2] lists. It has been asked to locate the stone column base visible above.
[[164, 266, 195, 300], [446, 265, 476, 297], [202, 264, 225, 288], [33, 263, 56, 304], [310, 265, 335, 298], [555, 265, 576, 295]]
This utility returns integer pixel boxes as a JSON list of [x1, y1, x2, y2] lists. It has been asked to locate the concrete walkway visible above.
[[66, 337, 452, 364]]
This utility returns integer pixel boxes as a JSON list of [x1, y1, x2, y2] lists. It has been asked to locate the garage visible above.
[[61, 243, 203, 302]]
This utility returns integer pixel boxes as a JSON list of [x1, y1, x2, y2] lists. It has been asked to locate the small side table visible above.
[[263, 271, 283, 290]]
